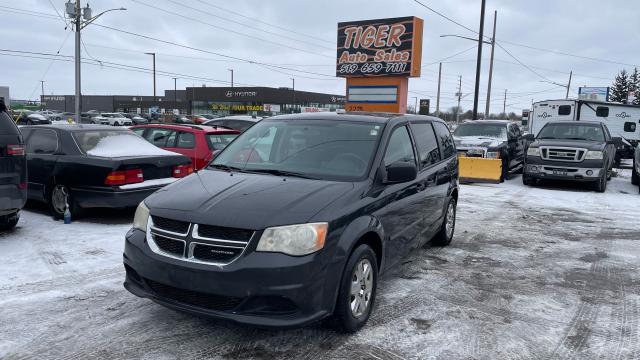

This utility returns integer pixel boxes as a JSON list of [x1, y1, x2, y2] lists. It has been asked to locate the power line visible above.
[[422, 45, 477, 68], [495, 42, 556, 83], [413, 0, 480, 35], [193, 0, 334, 45], [163, 0, 334, 51], [27, 31, 73, 101], [129, 0, 332, 59]]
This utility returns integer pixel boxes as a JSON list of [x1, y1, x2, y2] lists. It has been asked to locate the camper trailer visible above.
[[529, 99, 640, 161]]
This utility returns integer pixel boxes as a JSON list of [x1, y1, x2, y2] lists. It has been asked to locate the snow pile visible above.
[[87, 134, 180, 158]]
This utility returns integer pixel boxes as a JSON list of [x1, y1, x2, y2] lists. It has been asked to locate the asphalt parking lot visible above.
[[1, 171, 639, 360]]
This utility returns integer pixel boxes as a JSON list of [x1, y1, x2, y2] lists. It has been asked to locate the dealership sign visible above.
[[211, 103, 263, 111], [336, 16, 423, 78], [578, 87, 609, 102]]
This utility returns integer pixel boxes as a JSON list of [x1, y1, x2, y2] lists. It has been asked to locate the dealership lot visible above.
[[1, 171, 639, 359]]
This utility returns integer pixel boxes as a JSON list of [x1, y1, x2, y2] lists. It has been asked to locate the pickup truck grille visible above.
[[147, 216, 255, 265], [541, 147, 586, 162]]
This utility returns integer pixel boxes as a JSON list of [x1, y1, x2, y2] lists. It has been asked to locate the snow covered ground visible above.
[[0, 171, 639, 359]]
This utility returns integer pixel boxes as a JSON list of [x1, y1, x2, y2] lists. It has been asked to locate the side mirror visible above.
[[523, 133, 535, 141], [384, 161, 417, 184]]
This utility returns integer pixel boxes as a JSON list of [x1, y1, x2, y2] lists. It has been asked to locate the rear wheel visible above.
[[432, 198, 456, 246], [114, 121, 120, 126], [333, 245, 378, 333], [48, 184, 81, 220], [632, 159, 639, 185], [0, 211, 19, 231], [500, 157, 510, 182]]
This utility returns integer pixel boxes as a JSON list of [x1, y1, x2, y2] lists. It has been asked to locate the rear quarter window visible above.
[[0, 112, 20, 135]]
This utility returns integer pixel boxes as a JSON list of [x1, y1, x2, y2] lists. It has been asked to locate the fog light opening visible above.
[[531, 166, 538, 172], [586, 170, 593, 176]]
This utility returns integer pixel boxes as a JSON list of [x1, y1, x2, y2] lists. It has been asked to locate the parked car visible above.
[[131, 115, 148, 125], [123, 112, 459, 332], [19, 125, 192, 218], [173, 115, 193, 124], [630, 141, 639, 191], [453, 120, 528, 181], [130, 124, 240, 170], [203, 115, 262, 132], [94, 113, 132, 126], [16, 112, 51, 125], [523, 121, 616, 192], [0, 109, 27, 230]]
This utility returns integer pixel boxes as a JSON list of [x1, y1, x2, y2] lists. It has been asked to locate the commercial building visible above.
[[42, 86, 345, 116]]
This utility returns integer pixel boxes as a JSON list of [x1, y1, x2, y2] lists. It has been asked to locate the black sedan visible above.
[[19, 125, 192, 218]]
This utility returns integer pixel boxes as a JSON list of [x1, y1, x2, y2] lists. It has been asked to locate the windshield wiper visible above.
[[565, 137, 590, 141], [247, 169, 319, 180], [209, 164, 244, 172]]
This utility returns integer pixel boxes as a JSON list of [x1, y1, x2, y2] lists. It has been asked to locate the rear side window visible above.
[[596, 107, 609, 117], [432, 122, 456, 159], [384, 126, 416, 166], [177, 132, 195, 148], [624, 122, 637, 132], [27, 129, 58, 154], [0, 111, 19, 135], [145, 128, 176, 147], [558, 105, 571, 116], [410, 122, 440, 167]]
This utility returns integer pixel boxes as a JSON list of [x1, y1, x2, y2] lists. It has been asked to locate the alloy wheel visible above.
[[350, 258, 373, 318], [445, 201, 456, 239], [51, 185, 69, 215]]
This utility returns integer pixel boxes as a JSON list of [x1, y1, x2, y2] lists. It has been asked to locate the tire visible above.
[[500, 157, 510, 182], [522, 173, 533, 186], [432, 197, 457, 246], [333, 245, 378, 333], [595, 169, 607, 193], [114, 121, 120, 126], [632, 159, 639, 185], [0, 211, 19, 231], [48, 184, 81, 220]]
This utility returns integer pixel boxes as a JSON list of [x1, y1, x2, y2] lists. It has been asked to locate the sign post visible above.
[[336, 16, 424, 114]]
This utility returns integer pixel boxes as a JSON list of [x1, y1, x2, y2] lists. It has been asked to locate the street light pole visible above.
[[436, 62, 442, 115], [145, 52, 156, 100], [565, 71, 573, 99], [228, 69, 234, 88], [40, 81, 45, 110], [291, 78, 296, 113], [411, 97, 418, 114], [485, 10, 497, 118], [472, 0, 487, 120]]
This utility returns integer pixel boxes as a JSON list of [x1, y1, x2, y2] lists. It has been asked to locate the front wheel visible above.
[[114, 121, 120, 126], [522, 173, 533, 186], [0, 211, 19, 231], [595, 170, 607, 193], [48, 184, 81, 219], [333, 245, 378, 333]]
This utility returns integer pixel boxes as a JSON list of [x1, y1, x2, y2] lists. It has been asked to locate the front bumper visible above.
[[524, 156, 604, 181], [123, 228, 336, 328], [71, 185, 164, 209]]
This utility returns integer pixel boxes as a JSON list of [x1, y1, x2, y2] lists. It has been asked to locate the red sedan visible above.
[[130, 124, 240, 171]]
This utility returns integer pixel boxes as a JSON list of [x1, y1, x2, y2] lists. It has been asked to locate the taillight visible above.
[[172, 164, 194, 178], [7, 145, 25, 156], [105, 169, 144, 186]]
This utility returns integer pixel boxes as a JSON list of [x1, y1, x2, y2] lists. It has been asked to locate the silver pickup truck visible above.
[[523, 121, 617, 192]]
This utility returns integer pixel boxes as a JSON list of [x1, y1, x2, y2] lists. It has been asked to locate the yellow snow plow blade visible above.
[[458, 156, 502, 183]]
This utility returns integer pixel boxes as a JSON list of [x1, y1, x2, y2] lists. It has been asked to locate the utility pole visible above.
[[411, 97, 418, 114], [485, 10, 497, 119], [172, 77, 177, 113], [66, 1, 126, 123], [565, 70, 572, 99], [145, 52, 156, 100], [436, 62, 442, 115], [228, 69, 234, 88], [40, 81, 45, 110], [503, 89, 507, 115], [456, 75, 462, 124], [291, 78, 296, 113], [472, 0, 487, 120]]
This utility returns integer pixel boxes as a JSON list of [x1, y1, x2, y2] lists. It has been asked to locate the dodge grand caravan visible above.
[[123, 112, 459, 332]]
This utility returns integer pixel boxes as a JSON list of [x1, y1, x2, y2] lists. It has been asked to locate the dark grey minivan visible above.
[[124, 112, 459, 332], [0, 106, 27, 230]]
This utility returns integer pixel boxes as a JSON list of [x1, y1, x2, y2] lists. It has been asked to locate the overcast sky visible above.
[[2, 0, 639, 114]]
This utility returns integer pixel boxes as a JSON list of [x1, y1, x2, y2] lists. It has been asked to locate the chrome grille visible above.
[[540, 147, 586, 162], [147, 216, 254, 265]]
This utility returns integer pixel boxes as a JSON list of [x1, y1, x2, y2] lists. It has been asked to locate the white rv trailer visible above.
[[530, 99, 640, 160]]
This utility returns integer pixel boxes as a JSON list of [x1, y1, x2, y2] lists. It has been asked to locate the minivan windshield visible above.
[[537, 123, 605, 142], [211, 119, 383, 181], [453, 123, 508, 139]]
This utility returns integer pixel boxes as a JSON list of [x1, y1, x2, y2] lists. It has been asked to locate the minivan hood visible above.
[[145, 169, 355, 230], [454, 136, 505, 148], [532, 139, 605, 151]]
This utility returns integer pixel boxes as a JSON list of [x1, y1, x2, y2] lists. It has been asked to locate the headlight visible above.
[[486, 151, 501, 159], [257, 223, 328, 256], [585, 150, 603, 160], [133, 201, 150, 231], [527, 147, 541, 156]]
